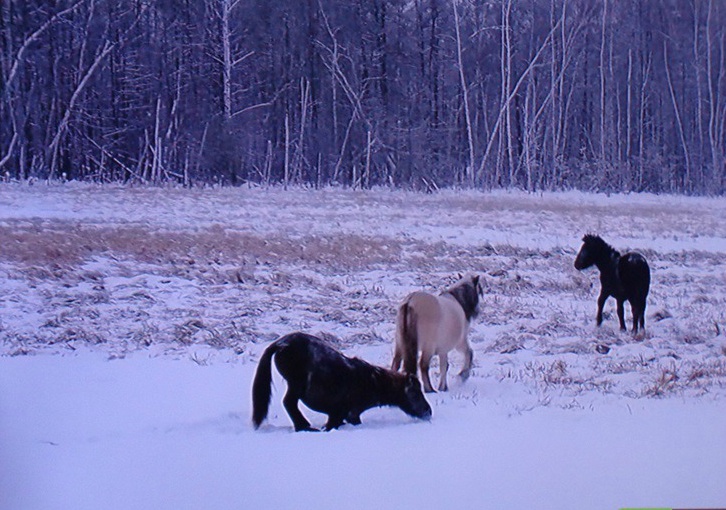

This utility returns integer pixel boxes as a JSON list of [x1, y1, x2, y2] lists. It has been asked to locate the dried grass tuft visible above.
[[644, 367, 679, 397], [0, 223, 403, 271]]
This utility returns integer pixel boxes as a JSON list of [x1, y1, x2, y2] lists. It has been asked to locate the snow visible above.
[[1, 182, 725, 509], [1, 352, 724, 510]]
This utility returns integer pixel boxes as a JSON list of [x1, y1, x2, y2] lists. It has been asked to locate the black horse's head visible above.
[[398, 374, 432, 420], [574, 234, 610, 270]]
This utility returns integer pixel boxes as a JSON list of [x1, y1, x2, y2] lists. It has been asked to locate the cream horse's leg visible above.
[[437, 351, 449, 392], [419, 349, 436, 393], [458, 342, 474, 381], [391, 345, 402, 372]]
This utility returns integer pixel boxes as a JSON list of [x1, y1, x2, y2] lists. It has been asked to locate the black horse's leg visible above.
[[635, 297, 646, 333], [324, 413, 346, 431], [282, 390, 316, 432], [346, 412, 362, 426], [616, 299, 626, 331], [596, 292, 608, 326], [630, 301, 640, 334]]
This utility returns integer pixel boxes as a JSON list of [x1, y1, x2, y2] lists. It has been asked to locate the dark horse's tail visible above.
[[398, 301, 419, 375], [251, 340, 281, 429]]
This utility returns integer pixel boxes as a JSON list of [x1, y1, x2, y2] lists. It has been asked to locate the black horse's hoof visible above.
[[295, 426, 320, 432]]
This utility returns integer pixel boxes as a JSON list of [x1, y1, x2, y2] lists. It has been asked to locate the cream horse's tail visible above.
[[394, 300, 419, 375]]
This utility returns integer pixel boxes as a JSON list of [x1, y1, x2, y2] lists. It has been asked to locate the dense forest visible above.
[[1, 1, 725, 193]]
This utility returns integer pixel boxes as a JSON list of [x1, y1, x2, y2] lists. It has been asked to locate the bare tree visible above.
[[0, 0, 723, 193], [0, 0, 85, 170], [452, 0, 475, 186]]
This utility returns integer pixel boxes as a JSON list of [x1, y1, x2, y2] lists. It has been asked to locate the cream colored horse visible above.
[[392, 274, 481, 393]]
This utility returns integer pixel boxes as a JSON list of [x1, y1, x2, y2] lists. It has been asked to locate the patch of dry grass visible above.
[[0, 222, 403, 271]]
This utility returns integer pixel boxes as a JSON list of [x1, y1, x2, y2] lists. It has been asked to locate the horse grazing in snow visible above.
[[392, 274, 482, 393], [574, 234, 650, 334], [251, 332, 432, 432]]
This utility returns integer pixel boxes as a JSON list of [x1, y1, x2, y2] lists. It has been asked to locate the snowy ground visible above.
[[1, 182, 725, 509]]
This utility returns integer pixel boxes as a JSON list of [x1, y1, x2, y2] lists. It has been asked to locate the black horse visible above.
[[574, 234, 650, 333], [252, 332, 432, 431]]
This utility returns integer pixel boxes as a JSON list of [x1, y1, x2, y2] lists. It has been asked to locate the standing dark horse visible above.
[[574, 234, 650, 334], [252, 332, 432, 431]]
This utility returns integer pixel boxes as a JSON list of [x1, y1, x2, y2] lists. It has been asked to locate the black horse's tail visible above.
[[251, 340, 281, 429], [398, 301, 419, 375]]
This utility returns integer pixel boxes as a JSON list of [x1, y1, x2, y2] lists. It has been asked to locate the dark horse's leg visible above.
[[616, 299, 627, 331], [283, 390, 317, 432], [596, 292, 609, 326], [324, 413, 346, 431], [346, 411, 362, 426], [631, 303, 640, 333], [632, 297, 646, 334]]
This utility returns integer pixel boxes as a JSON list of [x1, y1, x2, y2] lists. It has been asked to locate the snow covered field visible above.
[[1, 183, 725, 509]]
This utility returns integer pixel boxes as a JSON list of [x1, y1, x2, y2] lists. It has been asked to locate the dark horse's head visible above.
[[395, 373, 432, 420], [574, 234, 614, 270]]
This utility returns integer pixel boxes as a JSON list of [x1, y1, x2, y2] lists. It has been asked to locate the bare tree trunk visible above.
[[503, 0, 515, 185], [638, 54, 652, 189], [151, 95, 163, 183], [706, 0, 725, 191], [332, 112, 356, 184], [221, 0, 235, 121], [453, 0, 475, 186], [626, 49, 633, 161], [293, 77, 310, 183], [283, 112, 290, 189], [364, 129, 372, 189], [599, 0, 607, 163], [522, 72, 534, 190], [693, 1, 705, 175], [217, 0, 255, 120], [264, 140, 273, 186], [664, 40, 691, 189], [549, 0, 559, 180], [610, 36, 623, 168], [720, 33, 726, 191]]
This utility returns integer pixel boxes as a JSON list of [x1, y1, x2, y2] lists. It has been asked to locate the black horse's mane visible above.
[[583, 234, 620, 258], [351, 356, 401, 383], [348, 357, 406, 407]]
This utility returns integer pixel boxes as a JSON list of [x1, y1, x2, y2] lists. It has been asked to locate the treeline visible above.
[[1, 0, 725, 193]]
